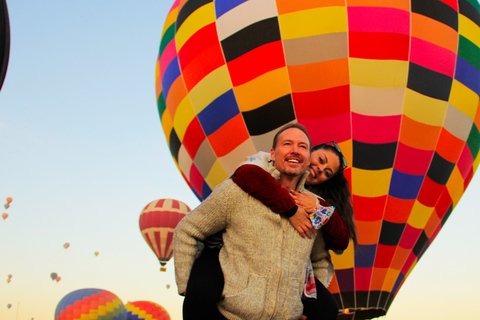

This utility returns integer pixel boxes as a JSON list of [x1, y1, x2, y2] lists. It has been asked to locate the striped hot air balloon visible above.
[[139, 198, 190, 271], [156, 0, 480, 318], [54, 288, 126, 320], [125, 301, 171, 320]]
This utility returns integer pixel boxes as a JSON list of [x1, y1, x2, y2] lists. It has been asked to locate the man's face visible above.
[[270, 128, 311, 177]]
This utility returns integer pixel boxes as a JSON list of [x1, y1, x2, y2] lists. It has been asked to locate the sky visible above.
[[0, 1, 479, 320]]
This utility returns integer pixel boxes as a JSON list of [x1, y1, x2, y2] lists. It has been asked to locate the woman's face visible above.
[[306, 148, 341, 185]]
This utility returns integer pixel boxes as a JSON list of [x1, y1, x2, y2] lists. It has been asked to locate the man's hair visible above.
[[271, 123, 312, 150]]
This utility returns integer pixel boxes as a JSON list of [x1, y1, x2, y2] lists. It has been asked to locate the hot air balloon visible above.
[[2, 212, 7, 220], [125, 301, 171, 320], [166, 284, 171, 290], [63, 242, 70, 249], [155, 1, 480, 318], [139, 198, 190, 271], [54, 288, 126, 320], [55, 276, 62, 282], [94, 251, 99, 257], [51, 272, 58, 281], [5, 197, 12, 204], [0, 0, 10, 91], [6, 278, 10, 283], [7, 274, 12, 278], [4, 203, 9, 209], [7, 303, 11, 309]]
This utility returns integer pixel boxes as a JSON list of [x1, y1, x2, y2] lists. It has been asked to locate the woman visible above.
[[183, 142, 357, 320]]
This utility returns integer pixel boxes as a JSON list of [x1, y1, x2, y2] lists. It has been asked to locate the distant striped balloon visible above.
[[139, 198, 190, 271], [156, 0, 480, 319], [125, 301, 171, 320], [55, 288, 126, 320]]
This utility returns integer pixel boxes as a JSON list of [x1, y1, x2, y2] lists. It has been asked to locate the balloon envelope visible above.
[[2, 213, 7, 220], [139, 199, 190, 270], [5, 197, 12, 204], [0, 0, 10, 91], [55, 288, 126, 320], [63, 242, 70, 249], [94, 251, 99, 257], [125, 301, 171, 320], [156, 1, 480, 318], [7, 304, 11, 309], [50, 272, 58, 281]]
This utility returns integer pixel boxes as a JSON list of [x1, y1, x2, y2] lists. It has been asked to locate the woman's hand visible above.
[[289, 207, 316, 238], [290, 191, 317, 213]]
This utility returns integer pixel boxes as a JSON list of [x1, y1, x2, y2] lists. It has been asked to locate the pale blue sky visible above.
[[0, 1, 479, 320]]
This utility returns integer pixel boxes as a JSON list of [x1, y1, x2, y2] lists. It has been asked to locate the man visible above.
[[173, 123, 331, 319]]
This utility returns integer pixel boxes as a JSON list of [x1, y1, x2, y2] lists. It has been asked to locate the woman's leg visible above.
[[182, 246, 225, 320], [302, 278, 339, 320]]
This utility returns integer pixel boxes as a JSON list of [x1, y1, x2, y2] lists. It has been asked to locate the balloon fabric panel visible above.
[[156, 0, 480, 318]]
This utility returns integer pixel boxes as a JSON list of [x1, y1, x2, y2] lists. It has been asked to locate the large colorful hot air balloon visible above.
[[0, 0, 9, 91], [125, 301, 171, 320], [139, 198, 190, 271], [155, 0, 480, 318], [54, 288, 126, 320]]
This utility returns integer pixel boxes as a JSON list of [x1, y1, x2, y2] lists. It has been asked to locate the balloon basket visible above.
[[160, 267, 167, 272]]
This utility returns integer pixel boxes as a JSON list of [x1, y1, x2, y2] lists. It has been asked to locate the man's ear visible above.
[[270, 148, 275, 162]]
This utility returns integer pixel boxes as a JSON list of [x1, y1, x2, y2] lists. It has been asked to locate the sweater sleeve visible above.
[[321, 208, 350, 251], [173, 180, 232, 296], [231, 164, 298, 217]]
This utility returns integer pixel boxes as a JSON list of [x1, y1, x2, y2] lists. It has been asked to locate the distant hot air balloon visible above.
[[2, 213, 7, 220], [139, 198, 190, 271], [7, 274, 12, 278], [6, 278, 10, 283], [5, 197, 12, 204], [166, 284, 171, 290], [125, 300, 171, 320], [0, 0, 10, 91], [156, 1, 480, 318], [55, 288, 126, 320], [63, 242, 70, 249], [7, 304, 11, 309], [50, 272, 58, 281], [94, 251, 99, 257], [55, 276, 61, 283], [4, 203, 9, 209]]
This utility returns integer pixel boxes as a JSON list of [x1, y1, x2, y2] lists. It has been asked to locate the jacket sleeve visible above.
[[173, 180, 232, 296], [231, 164, 298, 217]]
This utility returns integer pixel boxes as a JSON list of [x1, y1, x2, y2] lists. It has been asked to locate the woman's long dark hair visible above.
[[306, 143, 358, 247]]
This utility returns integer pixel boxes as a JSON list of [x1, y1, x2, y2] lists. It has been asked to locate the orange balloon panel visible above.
[[156, 0, 480, 318]]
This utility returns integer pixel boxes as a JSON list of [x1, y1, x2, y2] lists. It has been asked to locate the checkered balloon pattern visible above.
[[156, 0, 480, 318]]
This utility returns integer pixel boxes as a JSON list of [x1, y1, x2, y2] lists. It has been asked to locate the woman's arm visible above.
[[232, 164, 315, 238]]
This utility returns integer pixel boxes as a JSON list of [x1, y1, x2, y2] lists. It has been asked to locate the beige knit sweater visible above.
[[174, 174, 331, 319]]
